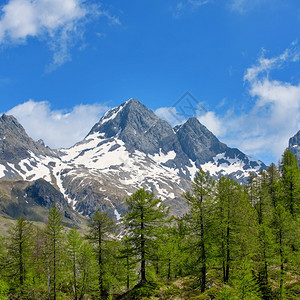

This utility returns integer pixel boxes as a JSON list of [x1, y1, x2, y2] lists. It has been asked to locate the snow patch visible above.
[[0, 164, 7, 177], [105, 197, 122, 221], [187, 159, 198, 180], [100, 104, 125, 125], [149, 149, 176, 164], [200, 153, 259, 179]]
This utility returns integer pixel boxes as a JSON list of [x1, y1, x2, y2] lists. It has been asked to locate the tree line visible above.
[[0, 148, 299, 299]]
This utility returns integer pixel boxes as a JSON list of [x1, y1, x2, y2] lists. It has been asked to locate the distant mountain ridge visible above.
[[0, 98, 267, 219]]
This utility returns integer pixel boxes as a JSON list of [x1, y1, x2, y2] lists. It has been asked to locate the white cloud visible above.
[[156, 45, 300, 164], [229, 0, 272, 13], [198, 111, 225, 136], [0, 0, 120, 70], [244, 48, 299, 82], [7, 100, 109, 148], [222, 46, 300, 162], [155, 107, 180, 127], [173, 0, 211, 18], [155, 105, 225, 137], [174, 0, 280, 16]]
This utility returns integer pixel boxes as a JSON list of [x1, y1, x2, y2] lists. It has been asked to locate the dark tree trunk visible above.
[[200, 206, 206, 293], [53, 236, 56, 300], [167, 258, 171, 281], [126, 256, 130, 291], [98, 224, 104, 298], [225, 224, 230, 283], [279, 228, 284, 300], [140, 209, 146, 283], [73, 254, 77, 300]]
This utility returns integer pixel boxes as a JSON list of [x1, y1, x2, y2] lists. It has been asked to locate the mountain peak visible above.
[[176, 117, 227, 164], [289, 130, 300, 148], [86, 98, 181, 155], [0, 114, 29, 140], [125, 97, 141, 105], [288, 130, 300, 160], [0, 113, 55, 165]]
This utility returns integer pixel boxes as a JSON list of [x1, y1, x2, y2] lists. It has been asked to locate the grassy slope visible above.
[[0, 179, 89, 236]]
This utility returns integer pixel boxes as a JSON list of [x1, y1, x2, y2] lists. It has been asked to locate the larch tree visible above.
[[280, 149, 300, 218], [248, 172, 273, 299], [184, 169, 215, 292], [264, 163, 294, 299], [45, 204, 64, 300], [85, 210, 115, 299], [6, 216, 33, 295], [124, 188, 169, 284], [66, 228, 83, 300]]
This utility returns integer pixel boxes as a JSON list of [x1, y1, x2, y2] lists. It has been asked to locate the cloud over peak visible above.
[[237, 46, 300, 160], [7, 100, 109, 149]]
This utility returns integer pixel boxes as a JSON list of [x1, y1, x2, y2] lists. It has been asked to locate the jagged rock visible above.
[[0, 114, 56, 164], [288, 130, 300, 161], [25, 178, 67, 208]]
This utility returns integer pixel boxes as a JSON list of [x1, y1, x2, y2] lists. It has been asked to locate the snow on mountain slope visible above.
[[0, 98, 267, 219], [200, 152, 264, 180], [57, 131, 190, 216]]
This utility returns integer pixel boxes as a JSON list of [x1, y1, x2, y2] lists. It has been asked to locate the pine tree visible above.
[[77, 241, 97, 299], [66, 228, 82, 300], [215, 177, 258, 284], [280, 149, 300, 218], [172, 218, 189, 279], [264, 162, 295, 299], [232, 261, 262, 300], [124, 188, 169, 284], [248, 172, 272, 299], [183, 169, 215, 292], [216, 177, 236, 284], [6, 216, 33, 295], [45, 204, 64, 300], [30, 227, 49, 297], [85, 210, 115, 298], [118, 237, 138, 291]]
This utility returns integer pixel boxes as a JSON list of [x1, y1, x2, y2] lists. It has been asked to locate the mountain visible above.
[[0, 98, 266, 219], [288, 130, 300, 160], [0, 178, 84, 232], [0, 114, 58, 179]]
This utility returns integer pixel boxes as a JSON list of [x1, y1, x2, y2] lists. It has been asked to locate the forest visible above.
[[0, 149, 299, 300]]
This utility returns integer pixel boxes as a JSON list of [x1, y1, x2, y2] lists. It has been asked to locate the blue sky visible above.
[[1, 0, 300, 165]]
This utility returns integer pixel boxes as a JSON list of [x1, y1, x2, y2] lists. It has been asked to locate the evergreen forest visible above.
[[0, 149, 299, 299]]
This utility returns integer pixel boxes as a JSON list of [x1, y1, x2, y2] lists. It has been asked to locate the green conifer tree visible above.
[[77, 241, 97, 299], [66, 228, 83, 300], [45, 204, 64, 300], [280, 149, 300, 218], [183, 169, 215, 292], [6, 216, 33, 296], [248, 172, 273, 299], [124, 188, 169, 284], [85, 210, 115, 298]]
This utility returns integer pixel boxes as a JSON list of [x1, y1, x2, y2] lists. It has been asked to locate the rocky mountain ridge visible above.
[[0, 98, 267, 219], [289, 130, 300, 161]]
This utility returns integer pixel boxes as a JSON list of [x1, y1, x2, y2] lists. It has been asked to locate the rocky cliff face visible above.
[[0, 98, 267, 219], [25, 178, 68, 209], [0, 178, 82, 225], [0, 114, 58, 179], [289, 130, 300, 160]]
